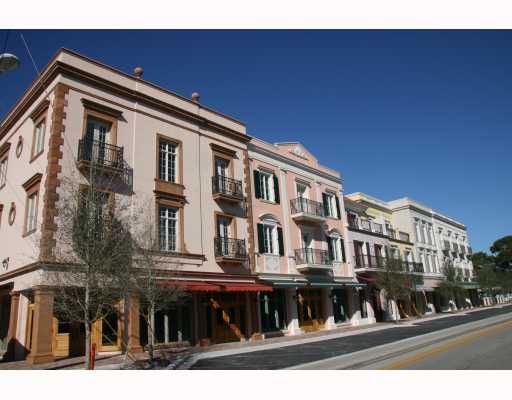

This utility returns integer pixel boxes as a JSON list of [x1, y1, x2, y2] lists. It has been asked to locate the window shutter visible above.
[[277, 227, 284, 256], [273, 175, 280, 204], [257, 223, 265, 254], [335, 196, 341, 219], [253, 170, 261, 199], [327, 237, 334, 261], [322, 193, 329, 216], [340, 238, 346, 262]]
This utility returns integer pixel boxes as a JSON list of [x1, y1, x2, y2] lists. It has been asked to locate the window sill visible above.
[[258, 199, 277, 205], [30, 150, 44, 164]]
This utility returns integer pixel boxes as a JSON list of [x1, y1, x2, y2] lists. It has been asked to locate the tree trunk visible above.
[[148, 304, 155, 363], [85, 282, 91, 370]]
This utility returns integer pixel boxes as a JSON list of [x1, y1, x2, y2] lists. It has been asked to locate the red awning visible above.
[[220, 283, 273, 292]]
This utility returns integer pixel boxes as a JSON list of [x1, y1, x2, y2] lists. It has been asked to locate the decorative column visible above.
[[4, 291, 20, 361], [321, 288, 336, 329], [285, 288, 301, 335], [126, 295, 142, 353], [26, 288, 55, 364]]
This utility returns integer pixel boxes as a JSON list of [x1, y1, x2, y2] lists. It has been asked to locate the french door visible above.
[[85, 118, 111, 164]]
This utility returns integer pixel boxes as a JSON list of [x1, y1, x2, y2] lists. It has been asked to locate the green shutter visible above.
[[273, 175, 280, 204], [254, 170, 261, 199], [322, 193, 329, 216], [327, 237, 334, 261], [277, 227, 285, 256], [257, 223, 265, 254], [335, 196, 341, 219], [341, 238, 346, 262]]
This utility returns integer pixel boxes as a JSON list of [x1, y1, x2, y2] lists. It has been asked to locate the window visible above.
[[159, 205, 178, 252], [260, 171, 274, 202], [323, 192, 340, 219], [254, 170, 279, 203], [22, 174, 42, 236], [32, 118, 46, 159], [328, 236, 346, 262], [159, 139, 178, 183], [257, 223, 284, 256], [414, 220, 421, 243], [0, 157, 7, 188]]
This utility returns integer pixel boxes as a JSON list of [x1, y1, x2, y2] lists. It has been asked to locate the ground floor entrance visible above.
[[331, 289, 351, 324], [297, 289, 324, 332]]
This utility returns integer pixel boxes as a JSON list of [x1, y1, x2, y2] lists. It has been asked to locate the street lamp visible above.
[[0, 53, 20, 73]]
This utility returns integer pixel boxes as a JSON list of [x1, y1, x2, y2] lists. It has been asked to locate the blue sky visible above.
[[1, 30, 510, 252]]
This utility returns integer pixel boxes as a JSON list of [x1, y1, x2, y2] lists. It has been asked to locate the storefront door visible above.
[[297, 289, 324, 332], [208, 294, 246, 344]]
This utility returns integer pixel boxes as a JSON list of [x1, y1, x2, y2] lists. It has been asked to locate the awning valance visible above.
[[159, 281, 221, 292], [220, 283, 273, 292]]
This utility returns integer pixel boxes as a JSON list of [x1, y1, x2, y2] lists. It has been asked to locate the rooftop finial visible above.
[[133, 66, 144, 78], [191, 92, 200, 103]]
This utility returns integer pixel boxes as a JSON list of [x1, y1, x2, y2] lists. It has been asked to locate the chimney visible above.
[[191, 92, 200, 103], [133, 67, 144, 78]]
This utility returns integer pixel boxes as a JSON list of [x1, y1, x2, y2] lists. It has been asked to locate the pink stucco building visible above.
[[247, 138, 364, 335]]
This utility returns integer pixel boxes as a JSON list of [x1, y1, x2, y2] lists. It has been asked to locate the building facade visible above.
[[344, 193, 419, 321], [248, 139, 363, 336], [0, 49, 479, 365], [387, 197, 477, 310], [0, 48, 267, 363]]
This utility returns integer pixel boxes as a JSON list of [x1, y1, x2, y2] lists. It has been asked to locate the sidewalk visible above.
[[0, 303, 508, 370]]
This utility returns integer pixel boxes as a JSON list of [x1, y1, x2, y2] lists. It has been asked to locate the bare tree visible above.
[[437, 258, 464, 310], [128, 200, 189, 364], [46, 167, 134, 369]]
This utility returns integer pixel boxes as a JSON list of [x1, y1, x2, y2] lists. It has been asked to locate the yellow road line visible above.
[[381, 320, 512, 370]]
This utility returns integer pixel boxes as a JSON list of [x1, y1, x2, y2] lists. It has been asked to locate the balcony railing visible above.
[[373, 223, 383, 234], [78, 138, 124, 170], [443, 240, 451, 250], [212, 175, 244, 200], [388, 228, 396, 239], [404, 261, 425, 274], [354, 254, 386, 269], [295, 248, 332, 266], [348, 215, 359, 229], [290, 198, 325, 218], [360, 219, 371, 231], [214, 237, 247, 260]]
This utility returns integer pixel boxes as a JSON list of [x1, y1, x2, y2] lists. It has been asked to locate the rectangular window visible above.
[[323, 193, 338, 218], [159, 139, 177, 183], [32, 119, 46, 158], [330, 237, 343, 261], [259, 171, 274, 202], [159, 205, 178, 252], [26, 193, 38, 233], [0, 157, 7, 188], [262, 224, 277, 254]]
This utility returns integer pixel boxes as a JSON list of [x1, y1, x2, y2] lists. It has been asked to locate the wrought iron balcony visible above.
[[214, 237, 247, 262], [295, 248, 332, 271], [290, 198, 326, 223], [78, 138, 124, 170], [353, 254, 386, 269], [212, 175, 244, 203], [387, 228, 396, 239], [404, 261, 425, 274], [373, 223, 383, 235], [360, 219, 371, 231]]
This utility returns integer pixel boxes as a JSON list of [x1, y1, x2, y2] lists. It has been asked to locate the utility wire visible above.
[[19, 32, 77, 165]]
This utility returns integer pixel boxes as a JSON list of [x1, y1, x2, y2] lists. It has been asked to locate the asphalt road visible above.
[[371, 318, 512, 370], [190, 305, 512, 369]]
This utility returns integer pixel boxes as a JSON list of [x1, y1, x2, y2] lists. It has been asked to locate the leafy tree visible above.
[[376, 258, 411, 323], [437, 259, 465, 310], [490, 235, 512, 270]]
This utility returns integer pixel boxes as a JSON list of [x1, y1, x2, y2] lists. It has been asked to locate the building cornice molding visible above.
[[1, 50, 251, 145], [248, 144, 342, 186]]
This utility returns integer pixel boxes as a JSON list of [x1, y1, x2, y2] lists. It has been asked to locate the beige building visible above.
[[0, 48, 266, 363]]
